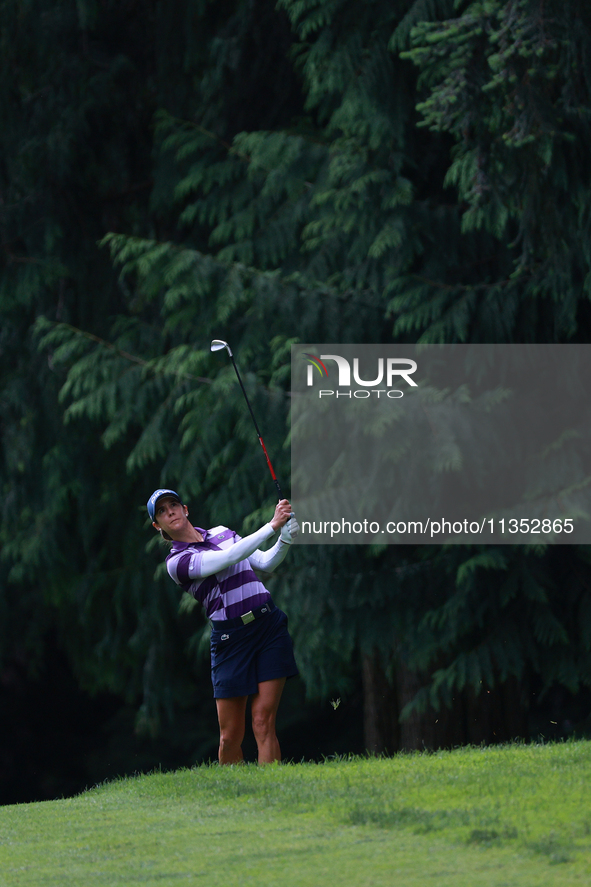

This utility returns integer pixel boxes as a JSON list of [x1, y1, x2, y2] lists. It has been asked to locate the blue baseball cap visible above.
[[147, 488, 182, 521]]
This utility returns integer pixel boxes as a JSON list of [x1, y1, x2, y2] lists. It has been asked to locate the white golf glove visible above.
[[280, 514, 299, 544]]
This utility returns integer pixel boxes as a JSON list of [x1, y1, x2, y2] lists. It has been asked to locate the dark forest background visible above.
[[2, 0, 591, 805]]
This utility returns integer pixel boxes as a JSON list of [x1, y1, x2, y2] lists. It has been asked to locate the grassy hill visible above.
[[1, 741, 590, 886]]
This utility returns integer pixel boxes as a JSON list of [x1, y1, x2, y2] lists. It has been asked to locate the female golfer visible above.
[[147, 488, 299, 765]]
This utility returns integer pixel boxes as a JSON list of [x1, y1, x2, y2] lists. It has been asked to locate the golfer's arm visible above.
[[247, 538, 289, 572], [188, 524, 275, 579]]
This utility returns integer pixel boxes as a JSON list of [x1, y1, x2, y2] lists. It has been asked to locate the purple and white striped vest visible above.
[[165, 526, 271, 620]]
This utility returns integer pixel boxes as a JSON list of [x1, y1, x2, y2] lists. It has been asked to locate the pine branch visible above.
[[40, 321, 213, 385]]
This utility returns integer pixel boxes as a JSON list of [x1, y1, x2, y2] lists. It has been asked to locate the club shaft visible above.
[[229, 355, 282, 499]]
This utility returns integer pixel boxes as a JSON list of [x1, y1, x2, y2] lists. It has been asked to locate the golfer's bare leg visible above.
[[251, 677, 286, 764], [216, 696, 248, 764]]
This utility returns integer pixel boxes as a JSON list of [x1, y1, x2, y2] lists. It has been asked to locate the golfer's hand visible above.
[[270, 499, 292, 531], [280, 515, 299, 544]]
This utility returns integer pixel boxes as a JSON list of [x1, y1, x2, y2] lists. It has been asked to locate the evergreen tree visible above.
[[3, 0, 591, 759], [400, 0, 591, 342], [0, 0, 237, 744]]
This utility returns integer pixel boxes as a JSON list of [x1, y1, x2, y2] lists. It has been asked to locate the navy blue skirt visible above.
[[210, 607, 299, 698]]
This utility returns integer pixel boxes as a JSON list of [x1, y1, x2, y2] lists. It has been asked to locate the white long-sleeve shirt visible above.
[[165, 524, 289, 620]]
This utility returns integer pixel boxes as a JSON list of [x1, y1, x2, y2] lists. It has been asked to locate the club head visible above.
[[210, 339, 233, 357]]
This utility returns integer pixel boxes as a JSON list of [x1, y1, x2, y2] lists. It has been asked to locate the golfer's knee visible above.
[[220, 724, 244, 749], [252, 710, 274, 742]]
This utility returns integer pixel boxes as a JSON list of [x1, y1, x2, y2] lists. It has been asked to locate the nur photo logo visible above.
[[302, 350, 418, 398]]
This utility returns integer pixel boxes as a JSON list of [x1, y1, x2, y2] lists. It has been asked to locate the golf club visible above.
[[210, 339, 282, 500]]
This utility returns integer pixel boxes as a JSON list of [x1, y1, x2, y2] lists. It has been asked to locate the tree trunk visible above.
[[362, 653, 530, 753], [361, 651, 398, 754]]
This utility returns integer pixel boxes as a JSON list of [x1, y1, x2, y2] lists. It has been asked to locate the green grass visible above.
[[1, 741, 591, 886]]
